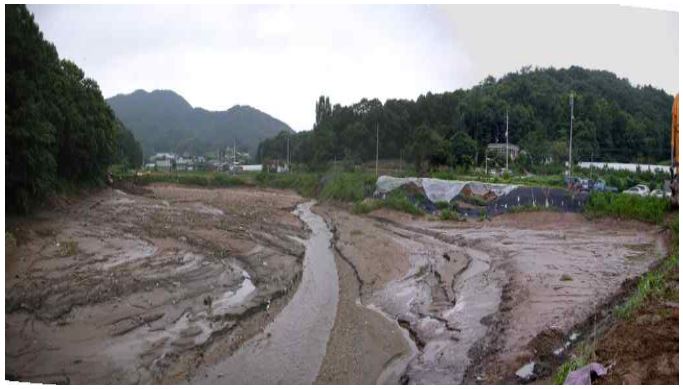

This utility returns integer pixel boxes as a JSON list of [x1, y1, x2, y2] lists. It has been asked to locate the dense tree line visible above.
[[258, 66, 674, 172], [6, 5, 142, 212]]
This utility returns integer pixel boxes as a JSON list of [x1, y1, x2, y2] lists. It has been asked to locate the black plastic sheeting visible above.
[[379, 182, 590, 218], [456, 187, 589, 218]]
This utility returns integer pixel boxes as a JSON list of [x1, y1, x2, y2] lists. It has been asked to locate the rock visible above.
[[515, 362, 536, 382]]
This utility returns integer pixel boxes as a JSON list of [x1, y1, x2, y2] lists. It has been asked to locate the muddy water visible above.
[[193, 201, 339, 384]]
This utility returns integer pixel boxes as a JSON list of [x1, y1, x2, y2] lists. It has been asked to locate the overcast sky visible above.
[[29, 4, 678, 131]]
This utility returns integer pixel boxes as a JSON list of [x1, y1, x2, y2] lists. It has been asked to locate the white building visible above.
[[577, 162, 669, 173], [487, 143, 520, 160]]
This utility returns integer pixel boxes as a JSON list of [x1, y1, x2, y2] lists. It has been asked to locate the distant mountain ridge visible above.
[[106, 89, 293, 158]]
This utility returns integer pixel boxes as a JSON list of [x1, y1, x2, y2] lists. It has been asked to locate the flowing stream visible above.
[[193, 201, 339, 384]]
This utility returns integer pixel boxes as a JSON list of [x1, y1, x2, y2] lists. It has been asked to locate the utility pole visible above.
[[399, 149, 403, 175], [505, 109, 509, 172], [286, 134, 290, 173], [568, 92, 574, 184], [375, 122, 379, 177], [233, 138, 236, 175]]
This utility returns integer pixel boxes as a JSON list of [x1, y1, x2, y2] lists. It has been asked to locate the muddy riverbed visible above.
[[5, 185, 306, 384], [192, 201, 339, 384], [6, 185, 669, 384], [315, 206, 669, 384]]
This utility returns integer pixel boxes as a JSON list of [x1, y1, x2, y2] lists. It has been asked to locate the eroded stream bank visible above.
[[316, 206, 669, 384]]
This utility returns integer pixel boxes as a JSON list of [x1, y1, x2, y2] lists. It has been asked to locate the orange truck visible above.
[[671, 94, 679, 207]]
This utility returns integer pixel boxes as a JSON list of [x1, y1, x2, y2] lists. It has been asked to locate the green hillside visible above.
[[107, 90, 294, 159], [258, 66, 674, 171]]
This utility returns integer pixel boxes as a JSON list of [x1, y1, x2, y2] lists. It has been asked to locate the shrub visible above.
[[384, 189, 423, 215], [434, 201, 450, 210], [319, 172, 376, 202], [352, 198, 383, 214], [585, 192, 669, 224], [440, 208, 464, 221], [254, 172, 319, 197]]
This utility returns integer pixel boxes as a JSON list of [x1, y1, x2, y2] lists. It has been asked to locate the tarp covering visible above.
[[421, 178, 468, 203], [375, 175, 588, 217], [375, 175, 517, 203], [375, 176, 422, 195]]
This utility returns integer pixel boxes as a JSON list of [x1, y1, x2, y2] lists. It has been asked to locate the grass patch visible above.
[[319, 172, 376, 202], [552, 346, 592, 384], [384, 189, 423, 215], [58, 240, 78, 257], [137, 171, 248, 188], [254, 172, 320, 197], [440, 208, 464, 221], [615, 218, 678, 318], [352, 198, 383, 214], [430, 170, 565, 188], [585, 192, 669, 224]]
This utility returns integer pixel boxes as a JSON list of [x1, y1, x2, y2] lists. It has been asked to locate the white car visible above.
[[649, 189, 669, 198], [623, 184, 650, 197]]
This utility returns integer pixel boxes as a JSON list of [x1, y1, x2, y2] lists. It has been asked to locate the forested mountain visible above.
[[258, 67, 674, 171], [107, 90, 294, 158], [6, 4, 143, 212]]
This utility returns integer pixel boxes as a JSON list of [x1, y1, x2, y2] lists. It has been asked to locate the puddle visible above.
[[212, 271, 257, 316]]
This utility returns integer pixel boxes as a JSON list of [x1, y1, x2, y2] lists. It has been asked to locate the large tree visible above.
[[6, 5, 142, 212]]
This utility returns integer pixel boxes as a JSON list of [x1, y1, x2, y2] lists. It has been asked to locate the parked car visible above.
[[564, 176, 586, 191], [592, 179, 619, 193], [649, 189, 666, 198], [623, 184, 650, 197], [577, 178, 592, 192]]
